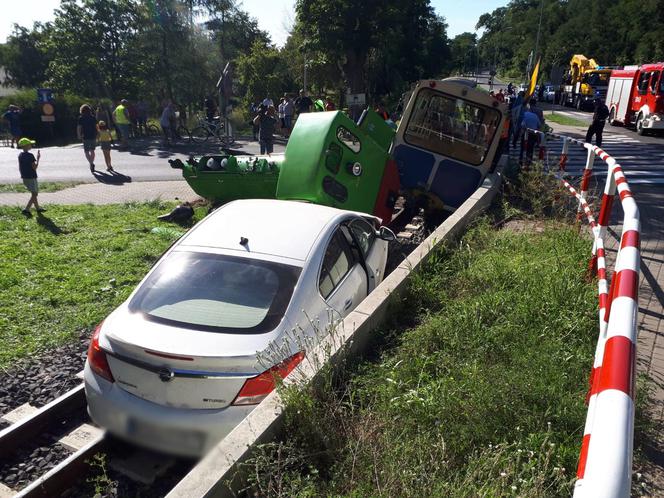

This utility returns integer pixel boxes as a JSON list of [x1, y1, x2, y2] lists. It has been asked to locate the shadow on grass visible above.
[[35, 213, 65, 235]]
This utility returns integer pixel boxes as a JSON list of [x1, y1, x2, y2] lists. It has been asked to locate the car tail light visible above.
[[88, 322, 114, 383], [232, 351, 305, 406]]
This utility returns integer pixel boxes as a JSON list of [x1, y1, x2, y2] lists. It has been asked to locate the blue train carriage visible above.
[[393, 78, 507, 211]]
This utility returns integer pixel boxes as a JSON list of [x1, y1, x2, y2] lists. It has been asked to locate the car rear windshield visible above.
[[129, 251, 301, 334]]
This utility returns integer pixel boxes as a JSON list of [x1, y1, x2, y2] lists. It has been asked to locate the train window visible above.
[[638, 72, 650, 95], [337, 127, 361, 153], [403, 88, 501, 166], [650, 71, 661, 94]]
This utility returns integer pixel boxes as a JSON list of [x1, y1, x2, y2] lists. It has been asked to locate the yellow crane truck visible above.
[[558, 54, 612, 110]]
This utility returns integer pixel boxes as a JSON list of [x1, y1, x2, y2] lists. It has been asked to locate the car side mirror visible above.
[[377, 226, 396, 242]]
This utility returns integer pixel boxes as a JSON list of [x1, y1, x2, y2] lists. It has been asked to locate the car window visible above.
[[638, 72, 650, 95], [129, 251, 301, 334], [650, 71, 661, 94], [347, 218, 376, 258], [319, 230, 355, 299]]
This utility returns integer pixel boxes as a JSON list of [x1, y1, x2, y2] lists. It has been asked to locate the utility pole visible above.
[[534, 0, 544, 63]]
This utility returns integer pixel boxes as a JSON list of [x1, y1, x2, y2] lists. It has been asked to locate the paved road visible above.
[[0, 137, 285, 184]]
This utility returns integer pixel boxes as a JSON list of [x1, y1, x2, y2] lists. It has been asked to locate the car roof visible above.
[[178, 199, 356, 262]]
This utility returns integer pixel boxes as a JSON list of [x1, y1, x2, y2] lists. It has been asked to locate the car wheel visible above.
[[609, 108, 617, 126], [636, 113, 646, 136]]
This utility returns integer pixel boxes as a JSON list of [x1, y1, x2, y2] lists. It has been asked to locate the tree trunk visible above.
[[343, 49, 366, 94]]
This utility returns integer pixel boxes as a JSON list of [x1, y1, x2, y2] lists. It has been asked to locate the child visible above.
[[18, 137, 44, 215], [97, 121, 114, 172]]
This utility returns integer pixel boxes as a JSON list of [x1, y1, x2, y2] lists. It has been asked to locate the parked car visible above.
[[543, 85, 556, 102], [84, 199, 395, 457]]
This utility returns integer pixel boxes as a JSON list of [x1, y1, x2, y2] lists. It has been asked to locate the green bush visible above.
[[0, 89, 113, 145]]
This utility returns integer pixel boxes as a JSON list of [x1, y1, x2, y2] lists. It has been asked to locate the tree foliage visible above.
[[476, 0, 664, 82]]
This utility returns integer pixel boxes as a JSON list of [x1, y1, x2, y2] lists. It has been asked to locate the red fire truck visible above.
[[606, 63, 664, 135]]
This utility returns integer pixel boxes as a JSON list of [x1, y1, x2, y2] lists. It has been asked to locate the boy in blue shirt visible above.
[[18, 137, 44, 215]]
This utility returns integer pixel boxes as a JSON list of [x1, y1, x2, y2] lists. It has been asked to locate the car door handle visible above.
[[343, 299, 352, 311]]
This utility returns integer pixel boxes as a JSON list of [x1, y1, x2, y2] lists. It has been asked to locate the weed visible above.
[[244, 212, 598, 497], [86, 453, 118, 496]]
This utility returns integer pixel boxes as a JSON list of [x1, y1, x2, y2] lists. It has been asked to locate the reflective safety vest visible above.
[[114, 105, 129, 125]]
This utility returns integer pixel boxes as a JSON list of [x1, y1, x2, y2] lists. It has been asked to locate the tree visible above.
[[44, 0, 144, 98], [449, 33, 478, 75], [0, 24, 52, 88], [235, 40, 294, 103]]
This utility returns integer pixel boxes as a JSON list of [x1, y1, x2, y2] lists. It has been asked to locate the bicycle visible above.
[[190, 114, 234, 145]]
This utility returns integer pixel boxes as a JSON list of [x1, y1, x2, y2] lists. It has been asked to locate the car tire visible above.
[[636, 113, 647, 136], [609, 108, 618, 126]]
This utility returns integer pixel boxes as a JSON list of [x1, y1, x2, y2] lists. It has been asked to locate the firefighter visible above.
[[585, 97, 610, 147]]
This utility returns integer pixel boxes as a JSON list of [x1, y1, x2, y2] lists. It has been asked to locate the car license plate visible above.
[[126, 417, 204, 454]]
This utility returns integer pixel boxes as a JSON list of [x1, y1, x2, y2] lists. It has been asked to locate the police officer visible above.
[[586, 98, 610, 147]]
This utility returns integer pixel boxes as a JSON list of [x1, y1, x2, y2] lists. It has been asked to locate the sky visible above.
[[0, 0, 508, 46]]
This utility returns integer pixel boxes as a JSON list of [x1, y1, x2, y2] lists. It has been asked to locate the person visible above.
[[114, 99, 131, 148], [507, 82, 514, 96], [511, 91, 525, 148], [489, 90, 496, 99], [325, 96, 336, 111], [262, 97, 274, 107], [160, 101, 177, 146], [253, 104, 277, 155], [586, 98, 609, 147], [294, 89, 313, 115], [77, 104, 98, 172], [204, 96, 217, 122], [136, 100, 148, 136], [177, 104, 187, 127], [278, 97, 286, 133], [249, 102, 259, 140], [375, 102, 389, 120], [97, 121, 114, 172], [520, 108, 542, 167], [495, 89, 505, 103], [528, 98, 544, 126], [95, 103, 109, 126], [17, 137, 44, 215], [283, 95, 294, 138], [313, 97, 325, 112], [127, 101, 138, 138], [3, 105, 22, 148]]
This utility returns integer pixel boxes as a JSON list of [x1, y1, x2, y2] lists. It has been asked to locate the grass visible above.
[[244, 173, 600, 496], [545, 113, 588, 128], [0, 201, 205, 368], [0, 181, 85, 194]]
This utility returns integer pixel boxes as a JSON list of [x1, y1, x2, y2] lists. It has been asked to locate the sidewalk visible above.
[[546, 123, 664, 495], [0, 180, 200, 206]]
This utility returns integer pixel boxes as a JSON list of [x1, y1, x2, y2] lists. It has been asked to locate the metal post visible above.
[[578, 145, 596, 219], [303, 51, 308, 93]]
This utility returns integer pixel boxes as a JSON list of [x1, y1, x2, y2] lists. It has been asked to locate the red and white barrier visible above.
[[527, 129, 641, 498]]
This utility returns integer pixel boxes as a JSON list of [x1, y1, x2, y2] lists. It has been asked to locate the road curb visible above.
[[166, 164, 505, 498]]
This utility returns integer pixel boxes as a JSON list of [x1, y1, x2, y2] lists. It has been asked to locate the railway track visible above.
[[0, 382, 192, 498]]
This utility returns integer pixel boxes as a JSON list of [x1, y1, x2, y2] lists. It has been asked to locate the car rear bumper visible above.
[[84, 362, 256, 457]]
